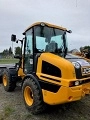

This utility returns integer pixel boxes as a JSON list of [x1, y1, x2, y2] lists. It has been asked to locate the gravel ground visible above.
[[0, 84, 90, 120]]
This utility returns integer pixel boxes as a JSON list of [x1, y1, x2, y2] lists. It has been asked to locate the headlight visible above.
[[72, 62, 81, 69], [69, 80, 80, 87], [75, 81, 79, 86]]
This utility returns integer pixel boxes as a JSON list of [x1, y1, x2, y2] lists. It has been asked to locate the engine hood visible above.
[[66, 54, 90, 67]]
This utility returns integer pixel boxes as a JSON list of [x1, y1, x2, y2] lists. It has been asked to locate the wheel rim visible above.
[[3, 74, 8, 87], [24, 86, 33, 106]]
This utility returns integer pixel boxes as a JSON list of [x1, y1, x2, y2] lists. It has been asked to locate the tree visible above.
[[15, 46, 21, 55], [2, 49, 9, 55], [84, 46, 90, 50], [9, 47, 13, 54], [79, 46, 90, 59]]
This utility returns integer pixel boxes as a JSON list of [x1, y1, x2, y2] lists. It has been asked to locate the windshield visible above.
[[34, 25, 68, 57]]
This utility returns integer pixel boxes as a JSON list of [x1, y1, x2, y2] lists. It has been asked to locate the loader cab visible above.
[[11, 22, 70, 75], [23, 22, 69, 74]]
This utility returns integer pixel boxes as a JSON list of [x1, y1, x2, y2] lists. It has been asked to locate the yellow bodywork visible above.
[[18, 22, 90, 106], [42, 86, 82, 105], [18, 58, 25, 78], [36, 53, 90, 105]]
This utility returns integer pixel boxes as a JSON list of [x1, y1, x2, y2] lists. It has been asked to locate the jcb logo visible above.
[[82, 68, 90, 74]]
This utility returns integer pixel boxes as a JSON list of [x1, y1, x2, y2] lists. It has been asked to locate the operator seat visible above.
[[45, 41, 58, 52]]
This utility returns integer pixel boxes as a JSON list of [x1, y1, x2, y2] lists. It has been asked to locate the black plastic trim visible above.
[[70, 79, 90, 87], [42, 61, 61, 77], [75, 67, 82, 79], [38, 79, 61, 93], [82, 74, 90, 78], [80, 79, 90, 85]]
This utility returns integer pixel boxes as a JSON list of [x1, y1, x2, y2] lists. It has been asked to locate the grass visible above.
[[0, 106, 15, 120], [0, 58, 19, 64], [4, 106, 15, 117], [24, 113, 33, 119]]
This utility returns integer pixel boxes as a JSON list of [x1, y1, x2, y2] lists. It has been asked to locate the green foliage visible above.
[[2, 49, 9, 55], [9, 47, 13, 54], [84, 46, 90, 49], [0, 47, 13, 57], [0, 58, 18, 64], [4, 106, 15, 117], [15, 46, 21, 55], [0, 106, 15, 120], [80, 46, 90, 52]]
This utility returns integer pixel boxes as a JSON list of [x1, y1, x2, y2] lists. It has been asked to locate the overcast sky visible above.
[[0, 0, 90, 53]]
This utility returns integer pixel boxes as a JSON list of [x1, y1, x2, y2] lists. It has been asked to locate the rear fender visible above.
[[22, 74, 42, 95]]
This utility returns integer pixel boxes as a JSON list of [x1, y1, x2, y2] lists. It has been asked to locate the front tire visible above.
[[2, 69, 16, 92], [22, 77, 45, 114]]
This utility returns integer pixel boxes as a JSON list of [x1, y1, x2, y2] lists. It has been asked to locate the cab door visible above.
[[24, 28, 33, 74]]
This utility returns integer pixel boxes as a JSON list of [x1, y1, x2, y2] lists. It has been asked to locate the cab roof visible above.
[[23, 22, 67, 34]]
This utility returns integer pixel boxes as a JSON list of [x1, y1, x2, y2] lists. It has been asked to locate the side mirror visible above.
[[11, 34, 16, 42], [67, 30, 72, 33]]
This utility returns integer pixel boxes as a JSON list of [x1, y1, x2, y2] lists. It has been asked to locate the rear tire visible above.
[[2, 69, 16, 92], [22, 77, 45, 114], [0, 76, 2, 83]]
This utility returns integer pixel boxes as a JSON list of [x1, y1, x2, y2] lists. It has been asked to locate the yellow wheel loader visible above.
[[1, 22, 90, 114]]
